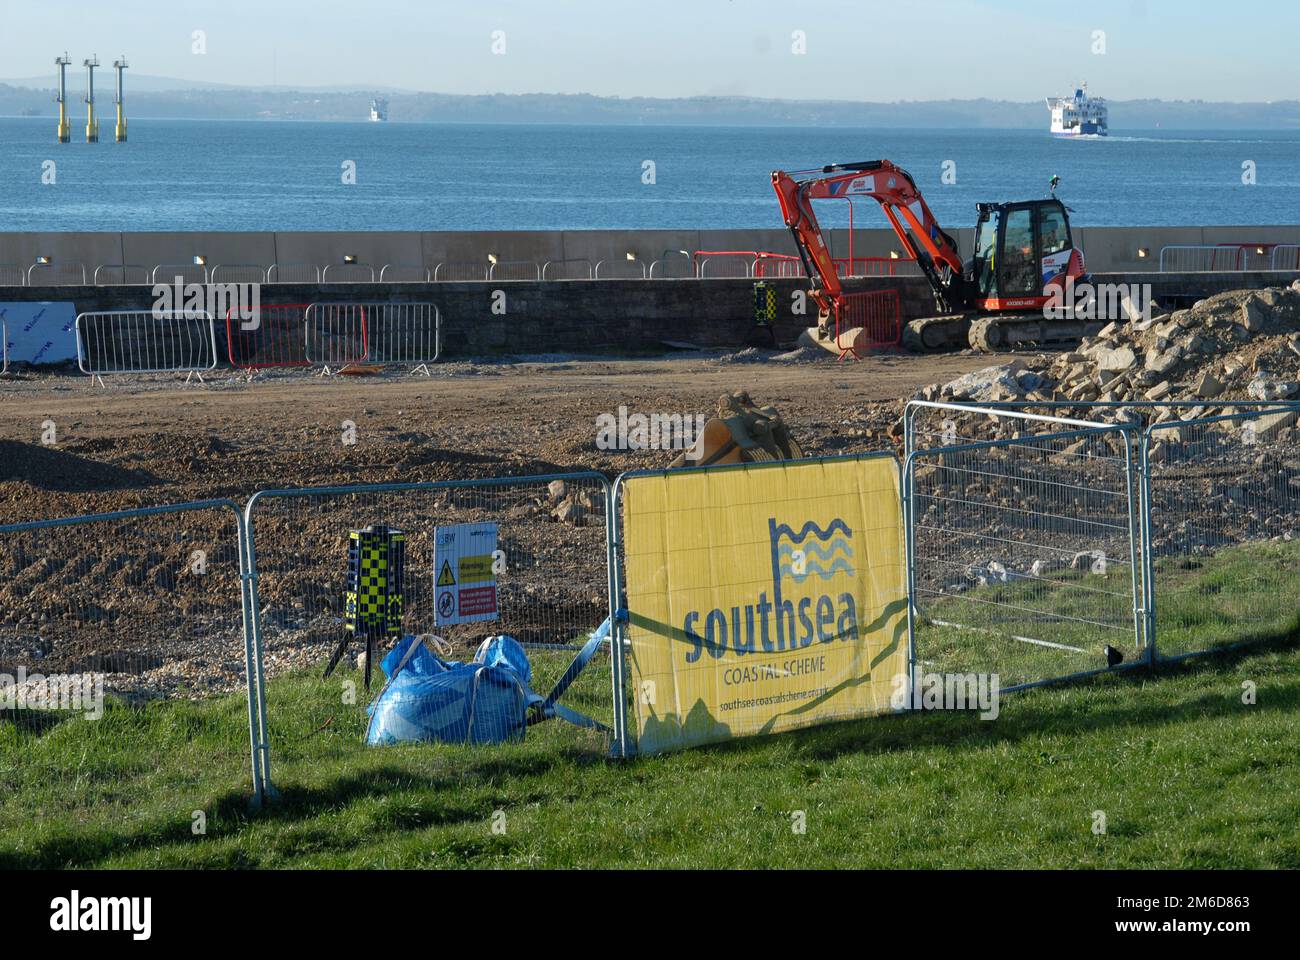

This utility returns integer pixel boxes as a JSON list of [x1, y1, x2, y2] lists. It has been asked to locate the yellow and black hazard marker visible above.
[[323, 524, 406, 690], [751, 282, 778, 348], [752, 281, 777, 327]]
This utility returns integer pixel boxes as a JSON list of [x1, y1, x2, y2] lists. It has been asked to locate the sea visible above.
[[1, 117, 1298, 232]]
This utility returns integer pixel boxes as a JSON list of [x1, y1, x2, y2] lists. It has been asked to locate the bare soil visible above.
[[0, 350, 993, 519], [0, 349, 994, 699]]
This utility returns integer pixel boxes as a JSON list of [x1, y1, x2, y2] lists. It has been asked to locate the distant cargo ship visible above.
[[370, 97, 388, 122], [1046, 82, 1107, 137]]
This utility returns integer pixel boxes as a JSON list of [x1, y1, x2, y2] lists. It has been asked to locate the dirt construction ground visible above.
[[0, 350, 995, 519], [0, 349, 993, 699]]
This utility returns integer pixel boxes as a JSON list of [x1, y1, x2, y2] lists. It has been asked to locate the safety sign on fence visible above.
[[434, 522, 500, 626], [620, 455, 908, 754]]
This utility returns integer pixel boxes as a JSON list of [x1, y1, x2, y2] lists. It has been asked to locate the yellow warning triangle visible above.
[[437, 559, 456, 586]]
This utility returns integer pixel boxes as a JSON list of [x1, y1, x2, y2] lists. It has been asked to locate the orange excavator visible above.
[[772, 160, 1092, 351]]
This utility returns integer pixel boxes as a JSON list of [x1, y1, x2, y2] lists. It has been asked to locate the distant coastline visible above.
[[1, 80, 1297, 129]]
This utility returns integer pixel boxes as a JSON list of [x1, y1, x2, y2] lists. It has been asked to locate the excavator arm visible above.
[[771, 159, 973, 320]]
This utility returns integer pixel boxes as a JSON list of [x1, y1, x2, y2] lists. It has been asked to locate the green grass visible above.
[[2, 544, 1299, 869], [919, 540, 1300, 687]]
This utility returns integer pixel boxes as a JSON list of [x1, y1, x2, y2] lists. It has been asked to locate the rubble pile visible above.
[[1045, 282, 1300, 407], [911, 282, 1300, 440], [903, 284, 1300, 601]]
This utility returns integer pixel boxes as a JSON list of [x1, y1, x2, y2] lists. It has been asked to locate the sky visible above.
[[2, 0, 1296, 102]]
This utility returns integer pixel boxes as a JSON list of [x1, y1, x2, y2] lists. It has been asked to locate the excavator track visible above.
[[903, 314, 972, 352], [967, 314, 1107, 353], [903, 313, 1110, 354]]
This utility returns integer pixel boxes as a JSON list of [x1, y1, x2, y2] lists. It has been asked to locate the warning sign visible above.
[[433, 522, 500, 626], [437, 560, 456, 586]]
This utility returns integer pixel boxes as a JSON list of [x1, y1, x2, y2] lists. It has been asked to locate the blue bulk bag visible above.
[[364, 625, 610, 746], [365, 636, 528, 745], [474, 634, 532, 685]]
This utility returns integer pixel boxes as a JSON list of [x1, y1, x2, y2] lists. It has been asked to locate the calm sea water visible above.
[[1, 117, 1298, 232]]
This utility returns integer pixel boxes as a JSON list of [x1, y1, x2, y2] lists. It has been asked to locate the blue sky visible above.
[[3, 0, 1295, 101]]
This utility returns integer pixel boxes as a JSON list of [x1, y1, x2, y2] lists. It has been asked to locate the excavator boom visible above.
[[771, 160, 971, 319]]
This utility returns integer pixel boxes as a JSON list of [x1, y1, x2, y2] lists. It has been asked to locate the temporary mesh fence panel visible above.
[[304, 302, 370, 366], [75, 310, 218, 377], [226, 303, 311, 369], [0, 501, 262, 835], [244, 475, 616, 779], [1143, 406, 1300, 660], [354, 302, 440, 366], [906, 413, 1143, 691]]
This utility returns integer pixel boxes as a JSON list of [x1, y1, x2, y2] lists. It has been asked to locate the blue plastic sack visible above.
[[365, 635, 529, 746], [474, 634, 532, 685]]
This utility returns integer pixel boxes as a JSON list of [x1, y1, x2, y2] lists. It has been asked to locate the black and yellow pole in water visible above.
[[323, 525, 406, 689]]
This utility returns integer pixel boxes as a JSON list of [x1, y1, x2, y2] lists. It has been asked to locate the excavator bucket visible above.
[[668, 391, 804, 468]]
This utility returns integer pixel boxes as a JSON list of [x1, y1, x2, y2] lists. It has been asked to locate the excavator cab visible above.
[[971, 199, 1082, 311]]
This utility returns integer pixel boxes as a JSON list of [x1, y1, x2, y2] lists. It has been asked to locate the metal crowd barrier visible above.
[[1270, 245, 1300, 271], [75, 309, 218, 383], [210, 264, 269, 284], [541, 259, 593, 280], [27, 262, 87, 286], [594, 258, 647, 279], [267, 263, 322, 284], [152, 263, 209, 285], [379, 264, 431, 283], [93, 264, 150, 285], [1158, 245, 1246, 272], [488, 260, 541, 281], [434, 262, 489, 282], [321, 263, 377, 284]]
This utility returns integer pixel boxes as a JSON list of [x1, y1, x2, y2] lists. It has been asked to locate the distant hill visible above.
[[1, 80, 1297, 128], [1, 73, 246, 94]]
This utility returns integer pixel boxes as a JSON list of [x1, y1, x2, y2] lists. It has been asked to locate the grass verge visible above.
[[3, 541, 1298, 868]]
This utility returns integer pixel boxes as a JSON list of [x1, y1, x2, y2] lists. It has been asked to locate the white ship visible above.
[[369, 97, 388, 122], [1046, 82, 1107, 137]]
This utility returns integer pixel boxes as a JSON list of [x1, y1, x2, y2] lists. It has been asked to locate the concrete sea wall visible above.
[[2, 225, 1299, 278]]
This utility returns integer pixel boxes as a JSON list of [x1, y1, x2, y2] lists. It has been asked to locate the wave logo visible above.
[[774, 518, 854, 583], [681, 516, 859, 663]]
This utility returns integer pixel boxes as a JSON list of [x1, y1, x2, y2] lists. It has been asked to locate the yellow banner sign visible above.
[[621, 456, 907, 754]]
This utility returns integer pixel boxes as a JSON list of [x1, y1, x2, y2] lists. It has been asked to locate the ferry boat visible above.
[[1046, 82, 1107, 137], [369, 97, 388, 122]]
